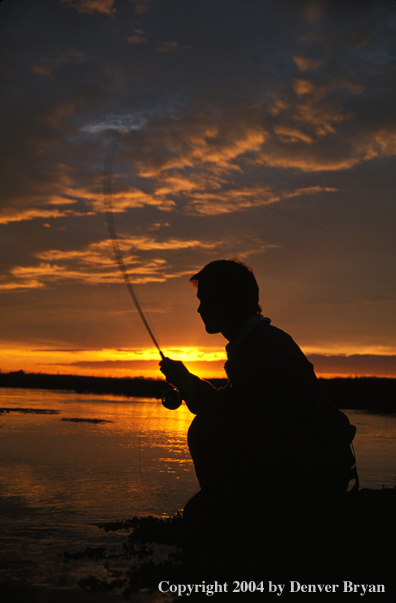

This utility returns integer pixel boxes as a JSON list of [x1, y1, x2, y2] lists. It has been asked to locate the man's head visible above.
[[190, 259, 261, 335]]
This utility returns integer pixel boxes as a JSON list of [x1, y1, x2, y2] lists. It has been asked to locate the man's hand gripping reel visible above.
[[160, 352, 182, 410]]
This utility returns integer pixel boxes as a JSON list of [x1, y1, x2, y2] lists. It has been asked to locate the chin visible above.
[[204, 324, 221, 334]]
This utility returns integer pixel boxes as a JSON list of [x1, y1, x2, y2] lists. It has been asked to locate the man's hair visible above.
[[190, 258, 261, 317]]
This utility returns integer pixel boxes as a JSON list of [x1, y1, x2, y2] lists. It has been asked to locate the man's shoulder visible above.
[[251, 319, 294, 346], [248, 319, 313, 369]]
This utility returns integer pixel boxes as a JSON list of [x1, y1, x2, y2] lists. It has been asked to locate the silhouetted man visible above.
[[160, 259, 357, 581]]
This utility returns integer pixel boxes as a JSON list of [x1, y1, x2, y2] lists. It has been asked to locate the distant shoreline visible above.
[[0, 370, 395, 413]]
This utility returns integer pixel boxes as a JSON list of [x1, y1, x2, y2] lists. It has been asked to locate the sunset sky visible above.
[[1, 0, 396, 380]]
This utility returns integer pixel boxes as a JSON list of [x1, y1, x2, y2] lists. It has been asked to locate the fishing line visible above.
[[103, 138, 164, 360], [137, 401, 161, 515], [103, 145, 181, 411]]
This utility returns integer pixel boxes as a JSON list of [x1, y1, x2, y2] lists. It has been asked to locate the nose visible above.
[[197, 303, 202, 314]]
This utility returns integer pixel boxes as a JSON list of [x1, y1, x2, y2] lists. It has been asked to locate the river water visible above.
[[0, 387, 395, 588]]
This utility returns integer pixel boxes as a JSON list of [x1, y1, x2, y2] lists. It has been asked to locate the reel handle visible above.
[[162, 387, 182, 410]]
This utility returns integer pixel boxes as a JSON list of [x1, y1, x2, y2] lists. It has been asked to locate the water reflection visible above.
[[0, 389, 198, 521], [344, 409, 396, 489]]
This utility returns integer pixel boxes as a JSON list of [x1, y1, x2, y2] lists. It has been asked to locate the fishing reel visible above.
[[162, 387, 182, 410]]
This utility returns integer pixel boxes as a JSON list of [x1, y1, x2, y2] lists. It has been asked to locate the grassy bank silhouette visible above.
[[1, 370, 395, 413]]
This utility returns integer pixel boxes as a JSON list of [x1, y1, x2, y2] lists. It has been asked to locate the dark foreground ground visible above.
[[1, 488, 396, 603]]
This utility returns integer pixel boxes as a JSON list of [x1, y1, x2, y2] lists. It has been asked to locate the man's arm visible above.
[[159, 357, 228, 416]]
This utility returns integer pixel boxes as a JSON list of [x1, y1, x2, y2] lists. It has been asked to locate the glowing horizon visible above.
[[2, 344, 396, 380]]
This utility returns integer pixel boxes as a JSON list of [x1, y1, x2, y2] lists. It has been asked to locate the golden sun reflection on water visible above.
[[0, 388, 198, 520]]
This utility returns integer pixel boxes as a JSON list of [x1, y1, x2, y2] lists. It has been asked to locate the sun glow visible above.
[[0, 345, 227, 379], [1, 343, 395, 380]]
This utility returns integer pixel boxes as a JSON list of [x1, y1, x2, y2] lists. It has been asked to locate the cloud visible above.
[[118, 119, 266, 180], [0, 208, 93, 225], [292, 56, 326, 72], [60, 0, 115, 14], [273, 126, 314, 145], [32, 49, 87, 77], [0, 235, 221, 291], [185, 186, 278, 216], [39, 235, 218, 257], [1, 259, 167, 290], [157, 41, 196, 53], [158, 41, 178, 54], [98, 60, 393, 194], [102, 186, 177, 213], [41, 102, 78, 131], [357, 129, 396, 162], [127, 30, 147, 44], [308, 354, 396, 377], [129, 0, 153, 14], [183, 184, 337, 217], [0, 280, 46, 291]]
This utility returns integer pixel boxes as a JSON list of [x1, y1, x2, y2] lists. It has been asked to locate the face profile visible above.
[[196, 292, 226, 334], [192, 259, 261, 341]]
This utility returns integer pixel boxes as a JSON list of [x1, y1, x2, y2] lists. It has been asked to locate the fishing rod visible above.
[[103, 138, 182, 410]]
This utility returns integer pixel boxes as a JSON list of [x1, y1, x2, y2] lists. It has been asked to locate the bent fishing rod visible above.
[[103, 139, 181, 410]]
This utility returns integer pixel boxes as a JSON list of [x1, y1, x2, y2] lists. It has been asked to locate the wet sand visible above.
[[2, 490, 396, 602]]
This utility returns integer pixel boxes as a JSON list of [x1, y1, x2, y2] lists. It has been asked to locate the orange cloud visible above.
[[358, 129, 396, 162], [129, 0, 153, 14], [0, 163, 96, 224], [39, 236, 217, 258], [60, 0, 115, 14], [292, 56, 326, 72], [186, 186, 280, 216], [32, 49, 87, 76], [3, 261, 167, 289], [0, 280, 46, 291], [0, 236, 220, 291], [273, 126, 314, 145], [127, 30, 147, 44], [185, 184, 337, 216], [42, 102, 77, 130], [132, 124, 266, 177], [0, 208, 92, 225], [257, 150, 360, 172], [260, 121, 396, 172], [191, 128, 266, 171], [284, 186, 338, 198], [294, 79, 317, 96], [294, 101, 349, 137], [309, 354, 396, 378], [303, 1, 324, 24], [101, 186, 176, 212], [112, 85, 383, 182]]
